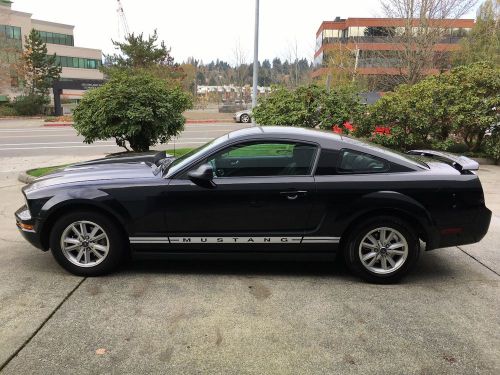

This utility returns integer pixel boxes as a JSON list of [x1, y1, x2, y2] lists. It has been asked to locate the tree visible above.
[[379, 0, 477, 85], [454, 0, 500, 66], [105, 30, 174, 69], [73, 71, 192, 152], [323, 42, 358, 87], [17, 29, 61, 97]]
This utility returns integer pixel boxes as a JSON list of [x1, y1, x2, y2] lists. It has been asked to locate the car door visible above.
[[164, 140, 318, 241]]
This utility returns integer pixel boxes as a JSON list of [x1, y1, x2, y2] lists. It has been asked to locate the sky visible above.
[[12, 0, 480, 65]]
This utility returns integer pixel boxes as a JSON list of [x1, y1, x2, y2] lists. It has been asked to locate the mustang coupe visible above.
[[16, 127, 491, 282]]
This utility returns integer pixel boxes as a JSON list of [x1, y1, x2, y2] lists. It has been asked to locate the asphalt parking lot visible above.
[[0, 152, 498, 374]]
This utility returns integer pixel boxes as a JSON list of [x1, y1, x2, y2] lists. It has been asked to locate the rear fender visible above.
[[342, 191, 437, 248]]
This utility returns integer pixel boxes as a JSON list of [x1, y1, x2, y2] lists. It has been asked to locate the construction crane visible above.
[[116, 0, 130, 39]]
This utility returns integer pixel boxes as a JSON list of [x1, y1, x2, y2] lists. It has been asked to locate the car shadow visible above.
[[118, 249, 467, 284], [123, 255, 351, 279]]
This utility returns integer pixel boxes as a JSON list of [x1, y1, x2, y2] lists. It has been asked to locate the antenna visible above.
[[116, 0, 130, 38]]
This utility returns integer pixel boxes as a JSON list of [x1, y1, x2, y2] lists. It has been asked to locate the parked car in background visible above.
[[16, 127, 491, 283], [234, 110, 252, 123]]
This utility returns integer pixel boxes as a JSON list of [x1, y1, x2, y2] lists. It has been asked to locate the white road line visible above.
[[0, 137, 214, 147], [0, 141, 208, 151]]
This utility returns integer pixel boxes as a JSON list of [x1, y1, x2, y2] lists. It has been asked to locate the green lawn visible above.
[[26, 165, 69, 177], [26, 148, 195, 178]]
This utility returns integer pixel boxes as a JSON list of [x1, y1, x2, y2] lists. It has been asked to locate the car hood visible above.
[[26, 162, 157, 191]]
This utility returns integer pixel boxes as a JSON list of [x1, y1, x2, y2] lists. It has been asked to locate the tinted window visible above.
[[315, 149, 340, 175], [206, 141, 317, 177], [338, 149, 389, 174]]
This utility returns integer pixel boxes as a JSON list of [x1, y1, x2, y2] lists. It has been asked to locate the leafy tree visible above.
[[454, 0, 500, 66], [73, 71, 192, 152], [17, 29, 61, 97]]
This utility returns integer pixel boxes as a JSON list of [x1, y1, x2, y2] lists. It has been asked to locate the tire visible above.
[[343, 216, 420, 283], [49, 211, 126, 276], [240, 114, 251, 123]]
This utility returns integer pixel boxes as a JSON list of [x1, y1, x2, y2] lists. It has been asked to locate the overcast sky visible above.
[[12, 0, 479, 65]]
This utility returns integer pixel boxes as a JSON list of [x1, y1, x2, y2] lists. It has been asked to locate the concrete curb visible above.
[[18, 171, 36, 184]]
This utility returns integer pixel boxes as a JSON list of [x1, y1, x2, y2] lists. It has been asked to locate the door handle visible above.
[[280, 190, 308, 200]]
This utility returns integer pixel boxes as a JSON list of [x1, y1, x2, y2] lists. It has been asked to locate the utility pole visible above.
[[251, 0, 259, 124]]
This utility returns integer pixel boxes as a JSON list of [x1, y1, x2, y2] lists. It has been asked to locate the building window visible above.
[[54, 55, 102, 69], [35, 30, 74, 46], [0, 24, 22, 43]]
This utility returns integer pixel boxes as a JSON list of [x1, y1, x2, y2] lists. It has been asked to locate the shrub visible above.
[[0, 105, 18, 117], [253, 84, 363, 129], [12, 94, 48, 116], [484, 127, 500, 163], [73, 71, 192, 152], [355, 62, 500, 152]]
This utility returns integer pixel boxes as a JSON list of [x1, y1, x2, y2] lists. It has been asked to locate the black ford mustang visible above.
[[16, 127, 491, 282]]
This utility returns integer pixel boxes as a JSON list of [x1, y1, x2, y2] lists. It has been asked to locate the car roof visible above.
[[228, 126, 343, 143]]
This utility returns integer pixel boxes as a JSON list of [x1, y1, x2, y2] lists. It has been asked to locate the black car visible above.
[[15, 127, 491, 282]]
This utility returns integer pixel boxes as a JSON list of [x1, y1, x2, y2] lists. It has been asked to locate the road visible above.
[[0, 126, 498, 374], [0, 119, 250, 157]]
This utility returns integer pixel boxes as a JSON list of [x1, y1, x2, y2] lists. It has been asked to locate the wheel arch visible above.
[[339, 207, 432, 252], [39, 201, 129, 251]]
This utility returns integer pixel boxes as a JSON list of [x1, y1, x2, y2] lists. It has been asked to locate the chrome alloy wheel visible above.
[[60, 221, 109, 268], [358, 227, 409, 275]]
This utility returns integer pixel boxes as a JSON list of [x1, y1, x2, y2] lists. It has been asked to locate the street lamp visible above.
[[251, 0, 259, 124]]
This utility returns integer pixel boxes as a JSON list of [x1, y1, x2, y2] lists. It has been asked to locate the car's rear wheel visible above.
[[240, 114, 251, 123], [344, 216, 420, 283], [49, 211, 125, 276]]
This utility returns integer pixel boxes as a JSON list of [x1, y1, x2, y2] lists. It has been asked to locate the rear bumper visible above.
[[435, 206, 492, 249]]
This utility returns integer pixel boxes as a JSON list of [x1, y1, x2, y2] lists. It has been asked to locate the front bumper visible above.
[[15, 205, 45, 250]]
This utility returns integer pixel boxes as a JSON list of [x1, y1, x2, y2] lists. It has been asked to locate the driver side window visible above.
[[206, 141, 317, 177]]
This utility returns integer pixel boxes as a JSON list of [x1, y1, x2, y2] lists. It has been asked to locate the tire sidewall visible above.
[[344, 216, 420, 283], [49, 211, 125, 276]]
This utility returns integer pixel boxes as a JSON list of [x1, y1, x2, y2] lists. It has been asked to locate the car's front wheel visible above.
[[49, 211, 125, 276], [240, 114, 251, 123], [344, 216, 420, 283]]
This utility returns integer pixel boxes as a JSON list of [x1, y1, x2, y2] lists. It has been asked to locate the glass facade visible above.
[[54, 55, 102, 69], [36, 30, 74, 46], [0, 24, 22, 49]]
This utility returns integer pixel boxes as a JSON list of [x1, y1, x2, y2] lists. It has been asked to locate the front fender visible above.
[[37, 187, 131, 231]]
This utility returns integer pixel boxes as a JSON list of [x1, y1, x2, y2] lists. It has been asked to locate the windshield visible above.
[[166, 134, 229, 176]]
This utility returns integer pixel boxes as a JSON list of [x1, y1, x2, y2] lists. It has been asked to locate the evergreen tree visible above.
[[18, 29, 61, 96], [455, 0, 500, 66]]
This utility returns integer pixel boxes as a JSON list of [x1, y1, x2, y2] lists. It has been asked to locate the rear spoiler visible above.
[[407, 150, 479, 171]]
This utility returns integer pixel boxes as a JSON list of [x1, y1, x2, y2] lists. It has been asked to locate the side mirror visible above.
[[187, 163, 216, 188]]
